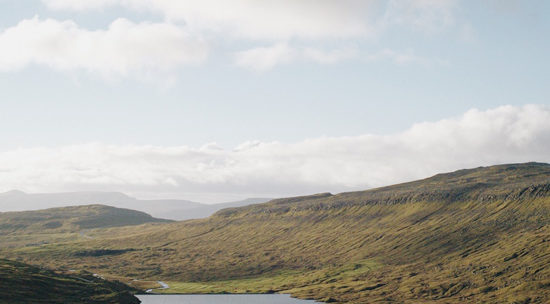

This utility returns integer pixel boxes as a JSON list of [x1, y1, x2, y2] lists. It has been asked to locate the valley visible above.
[[1, 163, 549, 303]]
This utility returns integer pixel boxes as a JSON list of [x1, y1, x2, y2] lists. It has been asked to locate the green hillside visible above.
[[1, 163, 550, 303], [0, 259, 140, 304], [0, 204, 170, 234], [0, 204, 171, 251]]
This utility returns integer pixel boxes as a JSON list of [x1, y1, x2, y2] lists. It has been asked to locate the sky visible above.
[[0, 0, 549, 203]]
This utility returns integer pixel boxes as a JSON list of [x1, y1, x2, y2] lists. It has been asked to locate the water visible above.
[[136, 294, 319, 304]]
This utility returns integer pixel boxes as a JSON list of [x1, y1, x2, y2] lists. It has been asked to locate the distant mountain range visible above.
[[0, 190, 271, 220]]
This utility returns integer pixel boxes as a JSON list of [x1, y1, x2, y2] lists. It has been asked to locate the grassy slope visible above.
[[0, 204, 171, 250], [0, 259, 140, 304], [2, 163, 550, 303], [0, 204, 170, 233]]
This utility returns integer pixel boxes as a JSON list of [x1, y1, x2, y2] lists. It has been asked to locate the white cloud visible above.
[[234, 43, 297, 71], [459, 23, 476, 43], [0, 105, 548, 202], [234, 44, 357, 71], [383, 0, 457, 33], [42, 0, 376, 40], [303, 47, 358, 64], [41, 0, 463, 40], [0, 17, 208, 78], [6, 1, 464, 76], [40, 0, 470, 45], [364, 48, 447, 66], [233, 44, 441, 71]]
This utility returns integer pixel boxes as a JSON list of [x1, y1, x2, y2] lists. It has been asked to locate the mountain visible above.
[[0, 204, 170, 234], [0, 190, 271, 220], [1, 162, 549, 303], [0, 259, 140, 304], [151, 197, 273, 220], [0, 190, 201, 215]]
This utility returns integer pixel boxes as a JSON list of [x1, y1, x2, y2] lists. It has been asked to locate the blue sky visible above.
[[0, 1, 549, 202]]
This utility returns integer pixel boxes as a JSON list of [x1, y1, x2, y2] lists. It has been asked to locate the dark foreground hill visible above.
[[2, 163, 550, 303], [0, 259, 140, 304]]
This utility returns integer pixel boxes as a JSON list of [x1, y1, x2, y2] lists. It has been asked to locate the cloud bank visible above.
[[41, 0, 458, 40], [42, 0, 376, 40], [0, 105, 548, 202], [0, 1, 461, 76], [0, 17, 207, 78], [234, 43, 357, 71]]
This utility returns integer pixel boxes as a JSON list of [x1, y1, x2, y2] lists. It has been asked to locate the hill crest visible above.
[[216, 162, 550, 217], [0, 204, 170, 233]]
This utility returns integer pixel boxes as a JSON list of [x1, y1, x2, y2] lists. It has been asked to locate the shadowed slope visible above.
[[0, 259, 140, 304]]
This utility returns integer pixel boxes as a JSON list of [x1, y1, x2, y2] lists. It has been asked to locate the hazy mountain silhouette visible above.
[[0, 190, 271, 220]]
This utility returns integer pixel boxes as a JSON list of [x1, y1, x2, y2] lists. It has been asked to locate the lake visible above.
[[136, 294, 319, 304]]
